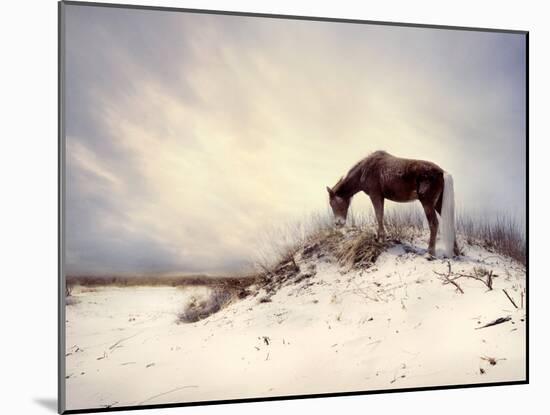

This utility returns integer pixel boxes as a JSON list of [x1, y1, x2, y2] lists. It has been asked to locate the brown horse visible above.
[[327, 151, 458, 257]]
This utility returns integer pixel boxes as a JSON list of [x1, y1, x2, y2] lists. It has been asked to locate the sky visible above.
[[63, 4, 526, 275]]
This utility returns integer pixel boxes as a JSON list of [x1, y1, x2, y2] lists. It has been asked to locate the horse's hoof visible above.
[[424, 252, 436, 261]]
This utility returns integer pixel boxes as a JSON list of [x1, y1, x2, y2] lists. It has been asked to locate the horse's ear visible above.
[[326, 186, 335, 197]]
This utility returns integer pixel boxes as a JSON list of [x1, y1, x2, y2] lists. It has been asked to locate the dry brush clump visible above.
[[177, 288, 235, 323], [256, 224, 390, 295], [334, 229, 388, 269]]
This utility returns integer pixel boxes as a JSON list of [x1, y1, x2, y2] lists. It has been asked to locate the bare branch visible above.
[[434, 261, 464, 294]]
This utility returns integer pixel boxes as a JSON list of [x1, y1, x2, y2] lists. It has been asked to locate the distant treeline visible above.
[[66, 274, 258, 289]]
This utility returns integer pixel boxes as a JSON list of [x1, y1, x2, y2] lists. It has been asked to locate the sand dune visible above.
[[65, 233, 526, 411]]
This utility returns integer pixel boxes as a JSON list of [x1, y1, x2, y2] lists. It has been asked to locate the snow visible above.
[[64, 238, 526, 411]]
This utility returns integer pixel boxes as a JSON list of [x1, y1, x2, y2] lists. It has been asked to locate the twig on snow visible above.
[[434, 261, 464, 294], [502, 289, 518, 309], [475, 316, 512, 329]]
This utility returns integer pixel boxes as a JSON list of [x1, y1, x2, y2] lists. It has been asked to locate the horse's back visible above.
[[406, 159, 444, 178], [369, 152, 443, 202], [374, 152, 443, 178]]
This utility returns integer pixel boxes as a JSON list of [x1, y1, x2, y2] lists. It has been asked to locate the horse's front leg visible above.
[[370, 195, 385, 241]]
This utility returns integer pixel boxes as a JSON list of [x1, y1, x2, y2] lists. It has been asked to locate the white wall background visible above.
[[0, 0, 545, 414]]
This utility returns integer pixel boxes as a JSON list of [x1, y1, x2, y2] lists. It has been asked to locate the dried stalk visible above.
[[502, 289, 518, 309], [454, 269, 495, 291]]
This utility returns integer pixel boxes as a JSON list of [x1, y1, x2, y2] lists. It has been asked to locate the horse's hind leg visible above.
[[419, 176, 443, 257], [421, 201, 438, 257]]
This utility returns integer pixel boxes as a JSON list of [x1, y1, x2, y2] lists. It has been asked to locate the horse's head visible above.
[[326, 186, 350, 227]]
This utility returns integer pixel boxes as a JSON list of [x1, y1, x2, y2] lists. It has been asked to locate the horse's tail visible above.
[[440, 172, 456, 257]]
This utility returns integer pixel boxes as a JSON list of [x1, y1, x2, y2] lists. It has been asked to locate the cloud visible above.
[[63, 4, 526, 275]]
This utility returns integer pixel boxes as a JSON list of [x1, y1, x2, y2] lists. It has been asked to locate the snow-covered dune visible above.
[[65, 231, 526, 411]]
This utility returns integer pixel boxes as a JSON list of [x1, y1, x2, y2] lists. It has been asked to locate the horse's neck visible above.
[[335, 170, 363, 199]]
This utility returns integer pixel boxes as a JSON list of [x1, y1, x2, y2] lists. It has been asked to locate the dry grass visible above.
[[383, 209, 425, 241], [383, 208, 525, 265], [255, 207, 526, 281], [177, 288, 235, 323], [254, 212, 333, 269], [335, 230, 388, 269], [254, 208, 421, 277], [258, 226, 388, 290], [337, 208, 425, 243], [457, 214, 526, 265]]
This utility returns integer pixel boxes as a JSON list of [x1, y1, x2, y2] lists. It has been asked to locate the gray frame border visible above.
[[58, 2, 66, 413]]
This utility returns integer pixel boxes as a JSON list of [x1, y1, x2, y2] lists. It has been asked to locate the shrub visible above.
[[177, 288, 234, 323]]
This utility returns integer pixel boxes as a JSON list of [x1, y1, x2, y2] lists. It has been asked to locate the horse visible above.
[[326, 150, 458, 257]]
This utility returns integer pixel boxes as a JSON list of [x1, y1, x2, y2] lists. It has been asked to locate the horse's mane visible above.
[[333, 150, 390, 196]]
